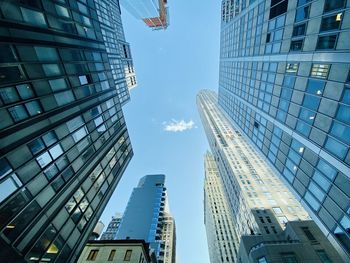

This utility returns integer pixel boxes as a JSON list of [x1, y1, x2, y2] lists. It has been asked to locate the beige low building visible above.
[[77, 240, 155, 263]]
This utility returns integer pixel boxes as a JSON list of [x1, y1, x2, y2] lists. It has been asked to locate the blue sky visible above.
[[100, 1, 221, 262]]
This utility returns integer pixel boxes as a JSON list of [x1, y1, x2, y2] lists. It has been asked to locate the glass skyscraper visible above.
[[0, 0, 134, 262], [218, 0, 350, 261], [116, 174, 176, 263]]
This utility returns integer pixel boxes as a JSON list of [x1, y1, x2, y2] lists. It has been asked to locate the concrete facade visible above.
[[77, 240, 154, 263]]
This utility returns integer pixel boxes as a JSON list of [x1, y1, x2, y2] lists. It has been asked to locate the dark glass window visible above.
[[320, 14, 342, 32], [337, 105, 350, 125], [295, 5, 310, 22], [316, 34, 337, 50], [269, 0, 288, 19], [0, 66, 25, 84], [28, 138, 45, 155], [0, 44, 17, 63], [334, 227, 350, 252], [325, 137, 348, 159], [324, 0, 346, 13], [298, 0, 311, 6], [8, 105, 28, 122], [331, 121, 350, 144], [0, 158, 12, 179], [306, 79, 325, 95], [290, 39, 303, 51], [0, 87, 19, 104], [293, 23, 306, 37], [2, 201, 41, 242], [303, 95, 320, 110]]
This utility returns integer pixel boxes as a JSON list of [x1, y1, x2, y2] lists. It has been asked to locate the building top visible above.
[[81, 239, 153, 263], [120, 0, 169, 30]]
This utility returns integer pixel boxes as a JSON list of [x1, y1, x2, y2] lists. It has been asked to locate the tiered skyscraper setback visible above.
[[198, 90, 343, 262], [0, 0, 134, 262], [116, 174, 176, 263], [218, 0, 350, 260]]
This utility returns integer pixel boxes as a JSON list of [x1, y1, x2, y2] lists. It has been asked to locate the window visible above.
[[281, 253, 298, 263], [331, 122, 350, 144], [278, 216, 288, 224], [306, 79, 325, 95], [298, 0, 311, 6], [302, 227, 318, 244], [316, 35, 337, 50], [49, 78, 68, 92], [334, 227, 350, 253], [108, 250, 116, 261], [124, 250, 132, 261], [16, 84, 34, 99], [79, 75, 92, 85], [316, 250, 332, 263], [20, 7, 47, 27], [320, 13, 342, 32], [273, 207, 283, 214], [34, 47, 58, 61], [0, 87, 19, 104], [290, 40, 303, 51], [269, 1, 288, 19], [295, 5, 310, 22], [325, 137, 347, 159], [324, 0, 346, 13], [8, 105, 28, 122], [286, 63, 298, 73], [258, 256, 268, 263], [337, 105, 350, 125], [25, 100, 42, 116], [293, 24, 306, 37], [87, 249, 98, 261], [54, 90, 75, 106], [310, 64, 330, 79]]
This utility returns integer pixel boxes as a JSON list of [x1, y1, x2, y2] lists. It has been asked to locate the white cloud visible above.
[[163, 119, 196, 132]]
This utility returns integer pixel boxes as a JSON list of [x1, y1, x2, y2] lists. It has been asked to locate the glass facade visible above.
[[115, 174, 175, 263], [0, 0, 134, 262], [218, 0, 350, 261]]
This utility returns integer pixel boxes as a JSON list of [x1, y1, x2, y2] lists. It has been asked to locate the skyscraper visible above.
[[100, 213, 123, 240], [198, 90, 343, 262], [116, 174, 176, 263], [217, 0, 350, 260], [198, 90, 310, 260], [204, 152, 238, 263], [0, 0, 134, 262], [120, 0, 169, 30]]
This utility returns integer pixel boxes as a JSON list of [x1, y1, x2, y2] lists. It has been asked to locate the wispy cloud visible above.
[[163, 119, 196, 132]]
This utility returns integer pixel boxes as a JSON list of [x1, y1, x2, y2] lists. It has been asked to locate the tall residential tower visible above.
[[116, 174, 176, 263], [0, 0, 134, 262], [218, 0, 350, 260]]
